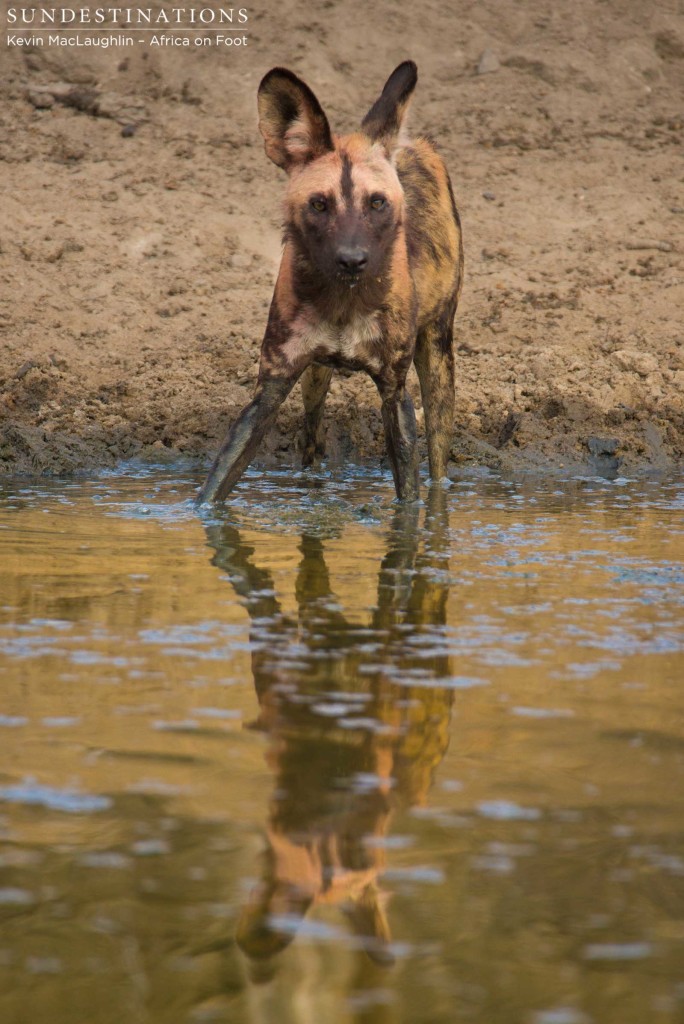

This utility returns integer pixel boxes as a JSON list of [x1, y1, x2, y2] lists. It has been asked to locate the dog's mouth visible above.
[[337, 270, 363, 288]]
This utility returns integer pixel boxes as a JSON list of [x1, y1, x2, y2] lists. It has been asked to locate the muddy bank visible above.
[[1, 0, 683, 480]]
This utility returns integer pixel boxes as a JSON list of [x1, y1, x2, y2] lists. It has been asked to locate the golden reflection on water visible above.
[[0, 469, 683, 1024]]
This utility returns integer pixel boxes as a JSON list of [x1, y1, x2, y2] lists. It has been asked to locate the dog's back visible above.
[[396, 138, 464, 331]]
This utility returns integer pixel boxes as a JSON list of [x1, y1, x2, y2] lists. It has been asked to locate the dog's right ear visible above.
[[258, 68, 334, 172], [361, 61, 418, 155]]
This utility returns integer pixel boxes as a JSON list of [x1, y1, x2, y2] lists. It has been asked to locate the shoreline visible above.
[[0, 422, 680, 483]]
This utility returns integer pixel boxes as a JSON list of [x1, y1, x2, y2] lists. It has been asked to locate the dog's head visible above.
[[257, 62, 417, 287]]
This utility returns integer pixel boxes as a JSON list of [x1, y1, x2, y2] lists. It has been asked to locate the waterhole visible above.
[[0, 465, 683, 1023]]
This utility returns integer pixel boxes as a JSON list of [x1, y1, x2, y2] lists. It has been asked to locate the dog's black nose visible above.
[[336, 248, 368, 273]]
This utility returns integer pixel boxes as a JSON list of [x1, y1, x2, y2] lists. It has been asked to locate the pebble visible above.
[[476, 49, 500, 75], [482, 190, 496, 201], [15, 360, 39, 380], [26, 90, 54, 110], [625, 239, 673, 252], [229, 253, 251, 268]]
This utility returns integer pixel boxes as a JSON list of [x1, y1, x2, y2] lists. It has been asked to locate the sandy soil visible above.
[[1, 0, 683, 480]]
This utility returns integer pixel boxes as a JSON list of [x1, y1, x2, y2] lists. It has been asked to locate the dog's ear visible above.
[[361, 61, 417, 154], [235, 846, 314, 961], [258, 68, 334, 172], [236, 878, 313, 960], [343, 883, 395, 967]]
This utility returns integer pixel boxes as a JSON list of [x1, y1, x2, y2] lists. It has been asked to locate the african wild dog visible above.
[[197, 60, 463, 504]]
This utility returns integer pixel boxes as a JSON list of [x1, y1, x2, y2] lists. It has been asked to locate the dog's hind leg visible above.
[[301, 363, 333, 468], [413, 306, 456, 482], [375, 380, 420, 502]]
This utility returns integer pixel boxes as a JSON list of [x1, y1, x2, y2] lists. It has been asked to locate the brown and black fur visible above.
[[198, 61, 463, 504]]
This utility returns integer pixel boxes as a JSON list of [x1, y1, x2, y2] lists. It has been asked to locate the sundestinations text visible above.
[[7, 6, 248, 25]]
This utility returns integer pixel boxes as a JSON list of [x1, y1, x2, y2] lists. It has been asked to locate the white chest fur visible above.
[[297, 312, 382, 371]]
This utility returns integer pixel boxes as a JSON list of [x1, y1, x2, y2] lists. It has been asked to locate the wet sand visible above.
[[1, 0, 683, 479]]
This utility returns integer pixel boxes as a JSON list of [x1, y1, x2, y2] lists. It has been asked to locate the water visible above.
[[0, 464, 683, 1024]]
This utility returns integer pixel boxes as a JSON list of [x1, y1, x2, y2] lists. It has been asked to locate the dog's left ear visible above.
[[236, 877, 314, 960], [361, 61, 418, 154], [258, 67, 334, 172]]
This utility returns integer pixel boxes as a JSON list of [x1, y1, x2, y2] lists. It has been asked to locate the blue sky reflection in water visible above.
[[0, 465, 683, 1024]]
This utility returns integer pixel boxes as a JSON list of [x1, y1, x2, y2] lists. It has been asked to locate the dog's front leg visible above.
[[376, 379, 420, 503], [197, 371, 301, 505]]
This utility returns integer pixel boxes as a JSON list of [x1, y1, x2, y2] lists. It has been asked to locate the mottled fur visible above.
[[198, 61, 464, 504]]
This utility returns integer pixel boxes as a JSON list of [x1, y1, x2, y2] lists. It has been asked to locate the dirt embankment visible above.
[[1, 0, 683, 479]]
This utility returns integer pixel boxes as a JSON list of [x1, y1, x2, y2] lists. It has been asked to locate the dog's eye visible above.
[[370, 195, 387, 211], [310, 198, 327, 213]]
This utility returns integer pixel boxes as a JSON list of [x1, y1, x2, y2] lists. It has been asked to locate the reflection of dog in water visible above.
[[205, 489, 454, 970]]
